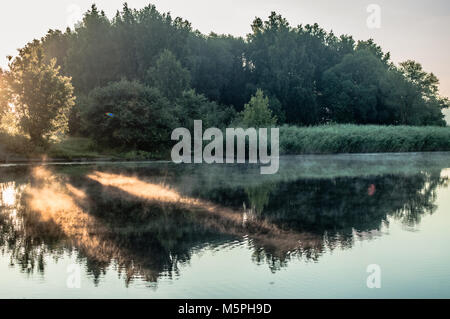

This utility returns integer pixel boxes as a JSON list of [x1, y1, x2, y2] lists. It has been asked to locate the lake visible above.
[[1, 153, 449, 298]]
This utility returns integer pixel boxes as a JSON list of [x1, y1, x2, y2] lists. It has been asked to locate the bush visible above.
[[81, 79, 179, 151]]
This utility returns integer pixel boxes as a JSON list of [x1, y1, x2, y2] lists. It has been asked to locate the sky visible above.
[[1, 0, 449, 119]]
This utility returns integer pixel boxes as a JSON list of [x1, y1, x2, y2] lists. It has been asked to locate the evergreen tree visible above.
[[241, 89, 277, 127]]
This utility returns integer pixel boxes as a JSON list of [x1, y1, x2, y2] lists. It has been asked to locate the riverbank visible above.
[[0, 135, 165, 163], [1, 125, 450, 163]]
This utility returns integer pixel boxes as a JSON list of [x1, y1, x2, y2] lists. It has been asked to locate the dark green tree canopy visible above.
[[146, 49, 191, 100], [82, 79, 178, 150], [321, 50, 390, 124], [16, 4, 448, 130]]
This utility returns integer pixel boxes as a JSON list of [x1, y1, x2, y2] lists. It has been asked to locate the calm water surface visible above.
[[0, 153, 449, 298]]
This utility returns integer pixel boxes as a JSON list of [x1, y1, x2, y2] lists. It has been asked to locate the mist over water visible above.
[[1, 153, 449, 298]]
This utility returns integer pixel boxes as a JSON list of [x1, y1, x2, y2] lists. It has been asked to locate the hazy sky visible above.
[[1, 0, 449, 118]]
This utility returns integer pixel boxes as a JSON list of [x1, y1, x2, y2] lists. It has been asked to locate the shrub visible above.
[[81, 79, 178, 151], [240, 89, 277, 127]]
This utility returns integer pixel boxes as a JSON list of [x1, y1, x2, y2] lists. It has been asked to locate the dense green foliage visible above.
[[280, 125, 450, 154], [175, 89, 236, 130], [81, 79, 176, 150], [2, 41, 75, 145], [0, 3, 449, 158], [145, 49, 191, 100], [36, 4, 447, 131]]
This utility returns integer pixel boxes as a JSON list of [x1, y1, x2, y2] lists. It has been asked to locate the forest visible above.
[[0, 3, 449, 159]]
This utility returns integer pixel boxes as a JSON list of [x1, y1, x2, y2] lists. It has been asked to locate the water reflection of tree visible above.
[[197, 172, 447, 231], [1, 170, 236, 285], [0, 165, 447, 284], [167, 169, 448, 270], [0, 178, 68, 274]]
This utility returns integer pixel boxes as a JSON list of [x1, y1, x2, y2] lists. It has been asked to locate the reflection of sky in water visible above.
[[0, 154, 449, 298]]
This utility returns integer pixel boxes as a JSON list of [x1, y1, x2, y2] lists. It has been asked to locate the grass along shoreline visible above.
[[279, 124, 450, 154], [1, 125, 450, 162]]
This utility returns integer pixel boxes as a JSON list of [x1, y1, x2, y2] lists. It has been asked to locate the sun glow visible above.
[[8, 103, 15, 113], [26, 168, 115, 262], [0, 104, 20, 135], [1, 183, 16, 207], [23, 167, 160, 281]]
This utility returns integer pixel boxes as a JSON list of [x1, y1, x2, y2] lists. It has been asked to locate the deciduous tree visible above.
[[6, 41, 75, 145]]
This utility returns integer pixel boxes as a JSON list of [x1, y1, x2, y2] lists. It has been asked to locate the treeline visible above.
[[1, 3, 449, 152]]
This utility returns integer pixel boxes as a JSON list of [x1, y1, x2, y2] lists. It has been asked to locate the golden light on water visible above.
[[86, 171, 322, 255], [25, 167, 119, 263], [87, 171, 183, 204], [19, 167, 171, 281]]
